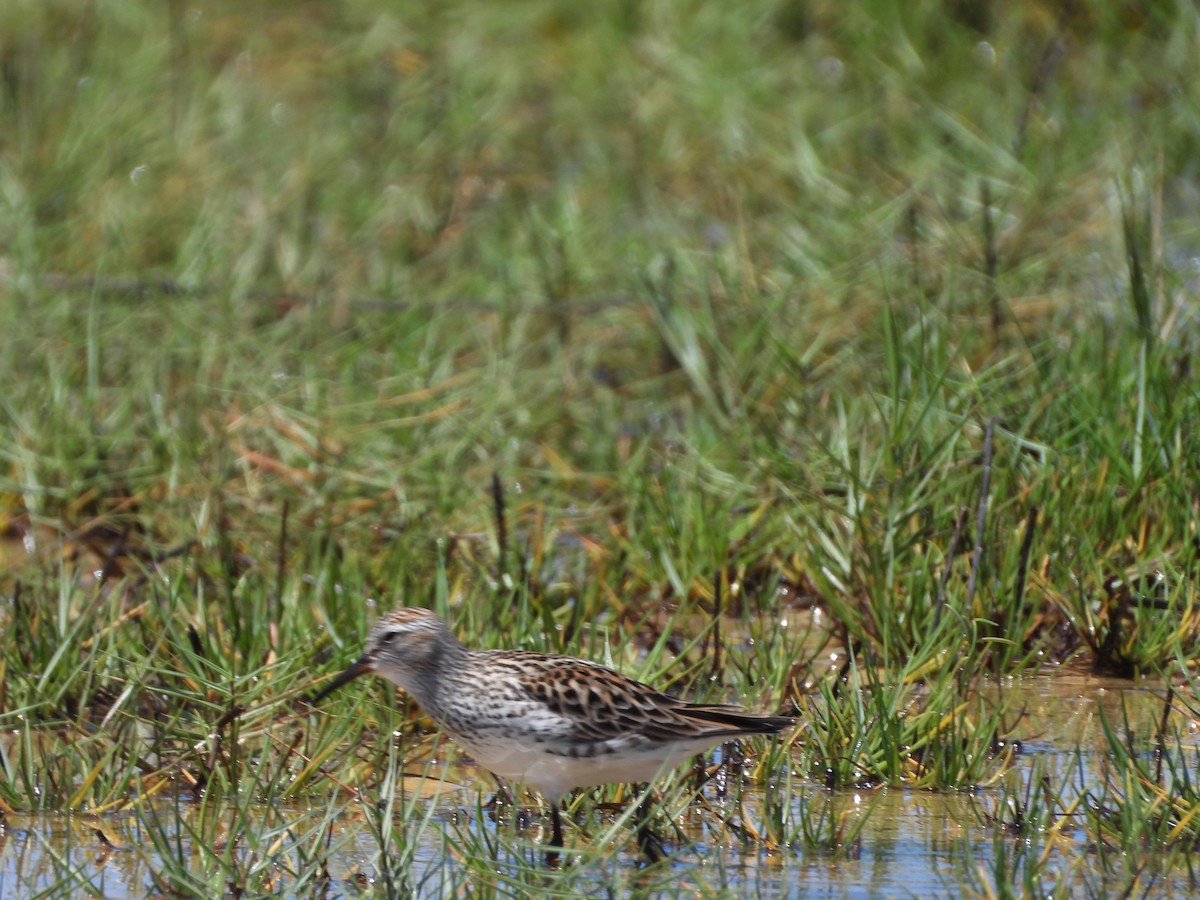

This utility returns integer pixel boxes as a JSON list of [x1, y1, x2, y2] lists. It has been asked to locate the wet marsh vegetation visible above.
[[3, 0, 1200, 896]]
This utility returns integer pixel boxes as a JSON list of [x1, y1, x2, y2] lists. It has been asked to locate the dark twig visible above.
[[1012, 506, 1039, 611], [96, 523, 133, 587], [1154, 686, 1174, 786], [1014, 26, 1068, 159], [981, 180, 1001, 339], [275, 499, 289, 625], [907, 199, 923, 295], [491, 472, 508, 582], [187, 624, 205, 659], [934, 507, 969, 627], [150, 539, 198, 564], [965, 418, 997, 608], [708, 570, 724, 681]]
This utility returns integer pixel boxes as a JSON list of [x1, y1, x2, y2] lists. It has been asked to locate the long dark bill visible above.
[[309, 655, 374, 704]]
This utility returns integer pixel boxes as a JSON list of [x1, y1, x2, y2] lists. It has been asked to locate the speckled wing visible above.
[[499, 652, 795, 750]]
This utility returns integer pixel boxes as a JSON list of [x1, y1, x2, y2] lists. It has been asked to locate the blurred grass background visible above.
[[3, 0, 1195, 590]]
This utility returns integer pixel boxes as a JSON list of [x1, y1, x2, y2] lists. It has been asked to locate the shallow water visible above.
[[2, 675, 1197, 898]]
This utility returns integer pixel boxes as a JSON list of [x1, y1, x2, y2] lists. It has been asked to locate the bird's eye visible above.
[[378, 631, 397, 645]]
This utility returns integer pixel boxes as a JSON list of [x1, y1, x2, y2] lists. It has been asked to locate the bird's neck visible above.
[[395, 640, 471, 711]]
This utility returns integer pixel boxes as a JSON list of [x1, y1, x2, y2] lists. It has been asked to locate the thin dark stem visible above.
[[491, 472, 508, 581], [1014, 26, 1067, 158], [1154, 687, 1174, 787], [708, 570, 723, 680], [934, 507, 969, 628], [965, 417, 997, 608], [275, 499, 289, 627], [97, 522, 132, 587], [981, 180, 1001, 339], [187, 624, 205, 658], [907, 199, 923, 294], [1012, 505, 1039, 611]]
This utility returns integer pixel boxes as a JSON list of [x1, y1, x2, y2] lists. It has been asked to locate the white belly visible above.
[[454, 733, 718, 802]]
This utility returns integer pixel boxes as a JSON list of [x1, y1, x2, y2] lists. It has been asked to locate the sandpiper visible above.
[[311, 607, 794, 860]]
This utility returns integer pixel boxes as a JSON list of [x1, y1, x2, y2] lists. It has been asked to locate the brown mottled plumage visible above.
[[313, 607, 794, 857]]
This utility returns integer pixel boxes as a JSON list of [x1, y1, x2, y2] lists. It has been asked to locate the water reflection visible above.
[[1, 676, 1197, 897]]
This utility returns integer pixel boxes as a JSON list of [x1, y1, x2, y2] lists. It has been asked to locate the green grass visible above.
[[3, 0, 1200, 895]]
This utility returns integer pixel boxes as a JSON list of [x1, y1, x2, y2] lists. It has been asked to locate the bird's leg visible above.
[[634, 786, 667, 863], [550, 804, 565, 847], [544, 803, 565, 868]]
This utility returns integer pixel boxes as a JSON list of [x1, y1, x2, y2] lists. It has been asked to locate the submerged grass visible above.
[[2, 0, 1200, 895]]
